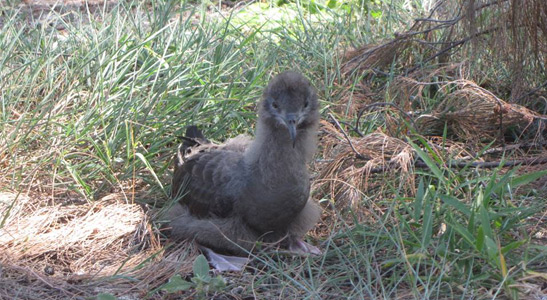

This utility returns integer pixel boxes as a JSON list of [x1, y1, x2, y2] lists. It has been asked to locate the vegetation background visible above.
[[0, 0, 545, 299]]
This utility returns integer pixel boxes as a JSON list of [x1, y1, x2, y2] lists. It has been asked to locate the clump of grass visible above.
[[1, 1, 264, 201]]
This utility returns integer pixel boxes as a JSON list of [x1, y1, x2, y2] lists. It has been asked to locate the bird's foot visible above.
[[199, 246, 249, 272], [288, 239, 321, 256]]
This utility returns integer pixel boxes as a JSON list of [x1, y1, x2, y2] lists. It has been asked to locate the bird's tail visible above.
[[181, 125, 209, 150], [185, 125, 205, 140], [175, 126, 209, 168]]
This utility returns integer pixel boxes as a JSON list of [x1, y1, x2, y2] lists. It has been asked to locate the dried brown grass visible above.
[[315, 121, 414, 213], [414, 80, 542, 142], [329, 82, 375, 120], [341, 37, 410, 77], [0, 192, 196, 300], [340, 0, 547, 107]]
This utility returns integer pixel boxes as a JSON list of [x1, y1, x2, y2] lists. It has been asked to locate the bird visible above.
[[167, 71, 321, 269]]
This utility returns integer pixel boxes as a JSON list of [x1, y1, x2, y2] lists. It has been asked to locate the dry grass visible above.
[[340, 0, 547, 103], [414, 79, 543, 142], [315, 121, 414, 213], [341, 37, 411, 77], [0, 192, 196, 299]]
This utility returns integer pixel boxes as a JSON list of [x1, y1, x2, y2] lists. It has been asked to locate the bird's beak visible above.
[[284, 114, 298, 148]]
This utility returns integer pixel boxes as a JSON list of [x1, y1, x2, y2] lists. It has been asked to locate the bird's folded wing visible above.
[[173, 147, 245, 218]]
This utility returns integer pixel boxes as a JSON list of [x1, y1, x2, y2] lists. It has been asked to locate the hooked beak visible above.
[[283, 114, 298, 148]]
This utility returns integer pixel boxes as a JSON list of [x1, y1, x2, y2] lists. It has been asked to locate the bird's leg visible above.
[[284, 199, 322, 255]]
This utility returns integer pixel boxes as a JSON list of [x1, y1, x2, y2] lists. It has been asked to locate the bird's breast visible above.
[[239, 174, 309, 234]]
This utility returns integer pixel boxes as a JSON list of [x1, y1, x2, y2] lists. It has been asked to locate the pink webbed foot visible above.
[[288, 239, 322, 255], [200, 246, 249, 272]]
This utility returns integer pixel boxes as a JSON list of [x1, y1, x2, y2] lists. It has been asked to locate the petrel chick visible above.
[[168, 71, 321, 271]]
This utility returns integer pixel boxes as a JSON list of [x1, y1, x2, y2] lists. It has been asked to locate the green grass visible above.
[[1, 0, 545, 299]]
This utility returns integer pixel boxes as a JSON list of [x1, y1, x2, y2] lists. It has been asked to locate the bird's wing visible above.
[[222, 134, 252, 152], [172, 142, 246, 219]]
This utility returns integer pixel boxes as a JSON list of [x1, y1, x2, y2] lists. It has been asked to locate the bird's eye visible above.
[[272, 102, 279, 110], [304, 101, 309, 108]]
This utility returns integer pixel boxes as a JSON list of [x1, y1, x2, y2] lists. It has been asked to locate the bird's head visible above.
[[259, 71, 319, 147]]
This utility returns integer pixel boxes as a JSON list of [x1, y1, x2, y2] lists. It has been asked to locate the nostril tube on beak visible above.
[[284, 114, 298, 147]]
